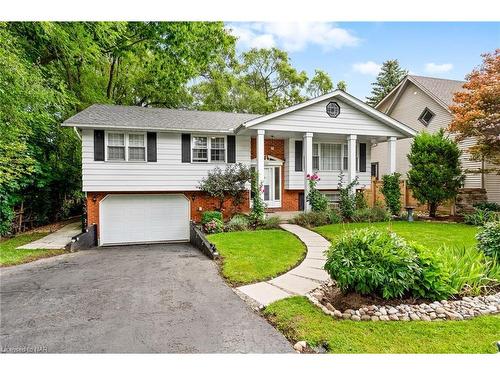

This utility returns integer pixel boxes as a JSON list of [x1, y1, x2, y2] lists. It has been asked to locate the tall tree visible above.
[[407, 130, 465, 217], [307, 69, 333, 97], [366, 59, 408, 106], [449, 49, 500, 169]]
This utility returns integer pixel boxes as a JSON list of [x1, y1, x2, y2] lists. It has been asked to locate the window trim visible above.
[[191, 134, 227, 164], [104, 131, 147, 162], [312, 142, 346, 172], [418, 107, 435, 126]]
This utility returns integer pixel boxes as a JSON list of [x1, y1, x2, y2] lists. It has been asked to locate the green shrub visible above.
[[204, 218, 224, 234], [337, 173, 358, 221], [473, 202, 500, 212], [328, 208, 342, 224], [324, 228, 421, 299], [477, 221, 500, 260], [249, 170, 265, 226], [306, 173, 329, 212], [201, 210, 223, 225], [259, 216, 281, 230], [291, 211, 330, 228], [225, 215, 250, 232], [352, 206, 391, 223], [411, 245, 454, 300], [381, 172, 402, 215], [355, 190, 368, 210], [463, 208, 499, 226]]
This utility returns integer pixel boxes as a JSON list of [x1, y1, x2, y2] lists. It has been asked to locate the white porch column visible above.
[[303, 132, 313, 212], [347, 134, 357, 187], [256, 130, 265, 200], [388, 136, 397, 174]]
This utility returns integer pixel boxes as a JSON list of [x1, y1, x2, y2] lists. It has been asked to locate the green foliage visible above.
[[306, 173, 328, 212], [473, 202, 500, 212], [324, 228, 421, 299], [249, 171, 266, 226], [477, 221, 500, 260], [337, 173, 358, 221], [464, 208, 499, 226], [258, 216, 281, 230], [201, 211, 223, 225], [381, 172, 402, 215], [307, 69, 333, 97], [366, 59, 408, 107], [407, 130, 465, 217], [225, 215, 250, 232], [291, 211, 330, 228], [198, 163, 251, 211], [203, 218, 224, 234], [328, 208, 342, 224], [355, 191, 368, 210], [352, 206, 391, 223]]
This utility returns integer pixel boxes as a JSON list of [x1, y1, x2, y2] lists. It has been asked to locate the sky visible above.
[[227, 22, 500, 99]]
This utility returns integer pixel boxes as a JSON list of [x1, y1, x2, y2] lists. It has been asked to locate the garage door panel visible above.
[[100, 194, 189, 245]]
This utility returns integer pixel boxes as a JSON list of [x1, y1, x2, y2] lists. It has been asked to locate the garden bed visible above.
[[308, 281, 500, 322]]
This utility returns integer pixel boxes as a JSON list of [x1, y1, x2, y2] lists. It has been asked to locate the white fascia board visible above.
[[62, 122, 233, 134]]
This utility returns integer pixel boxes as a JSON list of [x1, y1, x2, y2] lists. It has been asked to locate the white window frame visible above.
[[191, 135, 227, 163], [104, 131, 147, 162]]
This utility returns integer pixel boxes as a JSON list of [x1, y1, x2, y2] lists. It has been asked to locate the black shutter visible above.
[[147, 132, 157, 162], [359, 143, 367, 172], [94, 130, 105, 161], [227, 135, 236, 163], [181, 133, 191, 163], [295, 140, 303, 172]]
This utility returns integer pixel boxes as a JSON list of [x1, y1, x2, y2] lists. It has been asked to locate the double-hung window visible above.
[[107, 133, 126, 161], [312, 143, 319, 170], [192, 136, 225, 163], [128, 134, 146, 161], [192, 136, 209, 162], [210, 137, 225, 162], [320, 144, 342, 171]]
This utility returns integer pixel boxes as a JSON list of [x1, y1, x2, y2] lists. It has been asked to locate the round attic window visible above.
[[326, 101, 340, 118]]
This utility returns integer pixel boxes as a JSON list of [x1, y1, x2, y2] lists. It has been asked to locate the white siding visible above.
[[82, 129, 250, 191], [285, 137, 371, 190], [485, 161, 500, 204], [251, 98, 404, 137], [371, 81, 482, 188]]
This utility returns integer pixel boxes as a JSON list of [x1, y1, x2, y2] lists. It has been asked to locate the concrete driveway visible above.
[[0, 244, 292, 353]]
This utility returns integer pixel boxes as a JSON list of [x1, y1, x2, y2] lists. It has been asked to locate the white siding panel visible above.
[[252, 99, 404, 137], [82, 129, 250, 191], [485, 161, 500, 204], [457, 138, 482, 188]]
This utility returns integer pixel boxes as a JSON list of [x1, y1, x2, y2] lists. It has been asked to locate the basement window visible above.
[[418, 107, 435, 126]]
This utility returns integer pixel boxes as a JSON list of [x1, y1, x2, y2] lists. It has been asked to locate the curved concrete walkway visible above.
[[236, 224, 331, 306]]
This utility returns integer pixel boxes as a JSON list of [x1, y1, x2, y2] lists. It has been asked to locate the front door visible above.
[[263, 166, 281, 208]]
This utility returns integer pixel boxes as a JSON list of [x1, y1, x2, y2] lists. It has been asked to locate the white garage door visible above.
[[99, 194, 190, 246]]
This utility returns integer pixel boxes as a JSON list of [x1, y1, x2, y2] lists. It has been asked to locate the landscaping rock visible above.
[[351, 315, 361, 321], [294, 341, 307, 352]]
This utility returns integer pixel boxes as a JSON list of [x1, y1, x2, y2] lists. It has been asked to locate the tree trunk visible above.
[[107, 56, 117, 99], [429, 202, 438, 218]]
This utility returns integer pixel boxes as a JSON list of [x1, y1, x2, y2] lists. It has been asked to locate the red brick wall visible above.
[[86, 191, 250, 236]]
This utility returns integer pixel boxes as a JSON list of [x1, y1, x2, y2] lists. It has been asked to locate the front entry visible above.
[[263, 166, 281, 208]]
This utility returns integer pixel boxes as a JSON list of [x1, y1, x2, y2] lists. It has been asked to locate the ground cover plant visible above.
[[0, 232, 66, 266]]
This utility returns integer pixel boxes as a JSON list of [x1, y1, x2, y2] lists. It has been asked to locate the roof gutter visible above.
[[63, 122, 234, 134]]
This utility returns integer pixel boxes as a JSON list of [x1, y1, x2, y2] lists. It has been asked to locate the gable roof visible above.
[[238, 90, 417, 137], [377, 75, 465, 114], [63, 104, 260, 132]]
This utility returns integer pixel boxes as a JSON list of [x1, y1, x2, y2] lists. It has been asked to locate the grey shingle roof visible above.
[[409, 75, 465, 108], [63, 104, 261, 132]]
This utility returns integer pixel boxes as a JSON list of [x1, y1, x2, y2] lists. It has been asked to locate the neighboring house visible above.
[[63, 90, 415, 246], [371, 75, 500, 205]]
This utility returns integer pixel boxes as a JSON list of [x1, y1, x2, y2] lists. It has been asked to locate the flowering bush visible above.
[[306, 173, 329, 212], [204, 218, 224, 234]]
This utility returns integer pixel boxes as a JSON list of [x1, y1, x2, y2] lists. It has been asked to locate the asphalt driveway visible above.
[[0, 244, 292, 353]]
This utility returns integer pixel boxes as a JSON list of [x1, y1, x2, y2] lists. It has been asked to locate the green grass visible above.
[[0, 232, 67, 267], [315, 221, 479, 250], [264, 296, 500, 353], [207, 229, 306, 285]]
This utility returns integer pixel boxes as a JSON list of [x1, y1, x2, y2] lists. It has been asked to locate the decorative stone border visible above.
[[306, 282, 500, 322]]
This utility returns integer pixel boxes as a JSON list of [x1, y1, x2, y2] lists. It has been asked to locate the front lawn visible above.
[[264, 296, 500, 353], [315, 221, 478, 250], [207, 229, 306, 285], [0, 232, 67, 267]]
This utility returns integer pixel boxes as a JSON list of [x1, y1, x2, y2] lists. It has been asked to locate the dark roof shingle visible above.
[[409, 75, 465, 108], [63, 104, 261, 132]]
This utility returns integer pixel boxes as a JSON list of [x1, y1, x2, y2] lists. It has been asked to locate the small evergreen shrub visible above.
[[324, 228, 421, 299], [306, 173, 329, 212], [201, 210, 223, 225], [477, 221, 500, 260], [225, 215, 250, 232], [473, 202, 500, 212], [290, 211, 330, 228], [204, 218, 224, 234], [249, 170, 265, 226], [355, 190, 368, 210], [259, 216, 281, 230], [352, 206, 391, 223], [380, 172, 402, 215], [463, 208, 499, 226]]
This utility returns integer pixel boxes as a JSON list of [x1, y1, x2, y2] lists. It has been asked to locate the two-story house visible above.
[[63, 90, 415, 246]]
